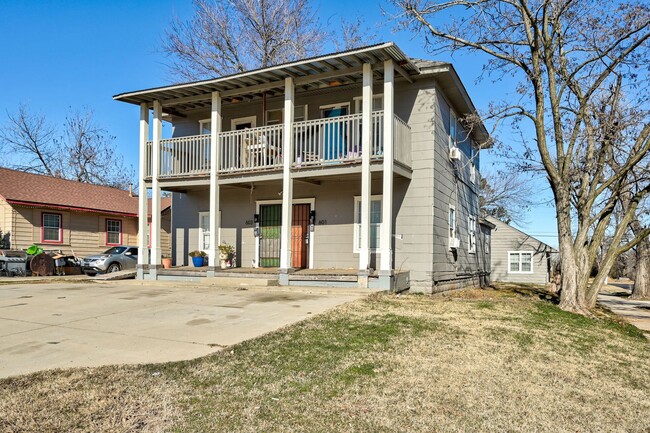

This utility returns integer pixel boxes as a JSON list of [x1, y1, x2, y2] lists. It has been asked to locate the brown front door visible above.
[[291, 204, 310, 268]]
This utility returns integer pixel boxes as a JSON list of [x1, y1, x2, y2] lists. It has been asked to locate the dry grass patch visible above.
[[1, 288, 649, 432]]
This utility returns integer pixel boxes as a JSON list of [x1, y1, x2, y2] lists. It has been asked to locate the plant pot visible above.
[[162, 258, 173, 269], [192, 256, 204, 267]]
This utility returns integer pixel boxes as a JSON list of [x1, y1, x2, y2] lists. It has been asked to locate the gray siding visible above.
[[431, 85, 482, 291], [488, 216, 552, 285], [168, 74, 484, 291]]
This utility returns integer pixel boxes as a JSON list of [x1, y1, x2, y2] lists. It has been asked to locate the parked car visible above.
[[81, 246, 138, 276]]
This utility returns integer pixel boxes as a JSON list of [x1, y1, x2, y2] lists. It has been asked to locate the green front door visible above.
[[259, 204, 282, 267]]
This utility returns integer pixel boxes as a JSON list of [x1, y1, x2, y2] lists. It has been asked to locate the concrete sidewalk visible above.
[[598, 281, 650, 337], [0, 280, 364, 378]]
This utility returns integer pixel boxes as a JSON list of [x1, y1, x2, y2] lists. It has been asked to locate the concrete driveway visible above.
[[0, 280, 364, 378]]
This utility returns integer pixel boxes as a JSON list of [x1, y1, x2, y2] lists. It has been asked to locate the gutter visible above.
[[6, 200, 138, 218]]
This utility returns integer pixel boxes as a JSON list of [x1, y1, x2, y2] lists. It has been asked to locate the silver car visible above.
[[81, 246, 138, 276]]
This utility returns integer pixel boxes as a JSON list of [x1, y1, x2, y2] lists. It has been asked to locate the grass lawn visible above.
[[1, 286, 649, 432]]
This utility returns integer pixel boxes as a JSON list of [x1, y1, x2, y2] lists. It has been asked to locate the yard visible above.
[[1, 286, 649, 432]]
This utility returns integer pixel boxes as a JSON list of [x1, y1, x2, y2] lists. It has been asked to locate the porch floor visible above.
[[162, 267, 371, 276]]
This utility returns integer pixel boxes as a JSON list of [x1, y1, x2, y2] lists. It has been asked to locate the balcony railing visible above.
[[144, 111, 411, 179]]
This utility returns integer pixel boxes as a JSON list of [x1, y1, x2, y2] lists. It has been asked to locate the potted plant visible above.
[[189, 250, 206, 267], [218, 243, 235, 269], [161, 255, 173, 269]]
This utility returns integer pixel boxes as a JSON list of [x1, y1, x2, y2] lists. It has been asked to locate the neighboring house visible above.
[[0, 167, 172, 258], [114, 42, 491, 292], [486, 216, 557, 285]]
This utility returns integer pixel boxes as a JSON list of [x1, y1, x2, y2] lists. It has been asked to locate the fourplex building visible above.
[[114, 42, 491, 292]]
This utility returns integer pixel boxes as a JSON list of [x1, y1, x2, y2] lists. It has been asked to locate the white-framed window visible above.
[[508, 251, 534, 273], [106, 219, 122, 246], [353, 94, 384, 113], [484, 232, 491, 254], [199, 119, 211, 135], [231, 116, 257, 131], [199, 212, 210, 250], [449, 110, 457, 149], [353, 195, 382, 252], [265, 105, 308, 125], [449, 205, 456, 239], [42, 212, 62, 243], [470, 164, 476, 183], [468, 216, 477, 254]]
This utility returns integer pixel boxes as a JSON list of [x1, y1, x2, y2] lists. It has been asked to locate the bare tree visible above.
[[331, 16, 380, 51], [1, 105, 135, 190], [0, 104, 57, 176], [392, 0, 650, 314], [162, 0, 327, 80], [479, 172, 537, 225], [60, 108, 135, 190]]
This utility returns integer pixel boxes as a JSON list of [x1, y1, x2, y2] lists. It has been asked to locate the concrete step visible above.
[[93, 270, 137, 281], [154, 275, 279, 287]]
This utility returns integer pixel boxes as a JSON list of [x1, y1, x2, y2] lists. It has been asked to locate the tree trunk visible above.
[[631, 238, 650, 299], [556, 202, 592, 315]]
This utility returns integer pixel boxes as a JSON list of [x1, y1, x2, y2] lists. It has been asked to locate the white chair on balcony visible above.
[[245, 133, 278, 168]]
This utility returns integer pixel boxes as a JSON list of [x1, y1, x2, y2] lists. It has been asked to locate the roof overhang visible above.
[[113, 42, 420, 114], [6, 199, 138, 218], [422, 63, 491, 147]]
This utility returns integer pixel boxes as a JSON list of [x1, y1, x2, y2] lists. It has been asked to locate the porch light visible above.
[[230, 97, 243, 104], [328, 80, 343, 87]]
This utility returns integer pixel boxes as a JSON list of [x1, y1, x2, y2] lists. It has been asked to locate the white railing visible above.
[[219, 124, 283, 172], [292, 112, 384, 167], [144, 112, 410, 178], [393, 115, 412, 167], [145, 134, 211, 178]]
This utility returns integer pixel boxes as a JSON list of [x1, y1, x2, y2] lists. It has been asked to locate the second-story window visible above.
[[449, 111, 457, 149], [199, 119, 211, 135], [449, 206, 456, 239]]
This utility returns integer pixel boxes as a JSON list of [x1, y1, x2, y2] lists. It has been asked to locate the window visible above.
[[199, 119, 211, 135], [42, 213, 62, 243], [265, 105, 307, 125], [353, 95, 384, 113], [449, 110, 457, 149], [199, 212, 210, 250], [449, 206, 456, 239], [485, 232, 491, 254], [468, 216, 477, 253], [106, 219, 122, 245], [508, 252, 534, 273], [353, 196, 382, 252]]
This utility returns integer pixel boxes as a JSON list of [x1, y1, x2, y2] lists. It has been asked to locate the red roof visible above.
[[0, 167, 139, 216]]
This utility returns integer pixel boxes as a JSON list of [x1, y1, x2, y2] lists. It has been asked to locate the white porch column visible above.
[[279, 77, 295, 282], [150, 100, 162, 279], [207, 91, 221, 276], [380, 60, 394, 276], [137, 103, 149, 280], [359, 63, 373, 273]]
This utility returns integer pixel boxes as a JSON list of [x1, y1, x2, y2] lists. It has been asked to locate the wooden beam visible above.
[[394, 63, 414, 84], [294, 178, 321, 186]]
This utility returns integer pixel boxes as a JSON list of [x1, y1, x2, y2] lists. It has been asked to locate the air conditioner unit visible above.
[[449, 237, 460, 249], [449, 147, 461, 161]]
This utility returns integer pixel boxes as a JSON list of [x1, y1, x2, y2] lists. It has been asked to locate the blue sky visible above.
[[0, 0, 558, 246]]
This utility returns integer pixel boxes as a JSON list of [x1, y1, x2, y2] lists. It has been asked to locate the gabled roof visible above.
[[0, 167, 139, 216], [485, 216, 558, 252]]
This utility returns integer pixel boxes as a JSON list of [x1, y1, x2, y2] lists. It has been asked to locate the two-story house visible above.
[[114, 42, 491, 293]]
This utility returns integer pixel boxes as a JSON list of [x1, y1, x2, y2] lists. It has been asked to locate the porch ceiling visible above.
[[113, 42, 419, 113]]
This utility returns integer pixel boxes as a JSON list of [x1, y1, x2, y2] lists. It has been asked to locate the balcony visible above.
[[145, 111, 411, 179]]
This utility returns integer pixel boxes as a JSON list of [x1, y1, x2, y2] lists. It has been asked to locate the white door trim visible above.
[[255, 198, 315, 269], [230, 115, 257, 131]]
